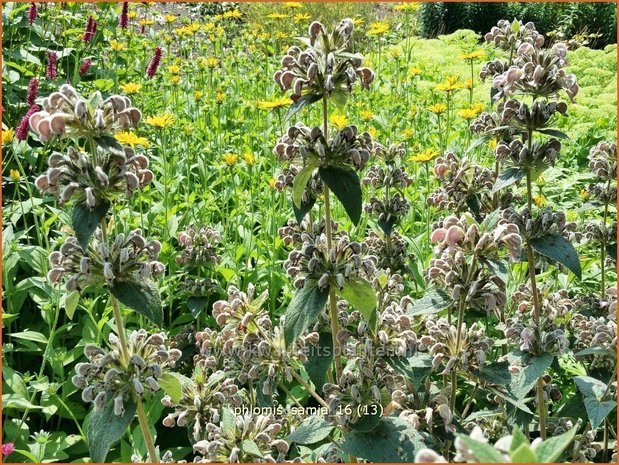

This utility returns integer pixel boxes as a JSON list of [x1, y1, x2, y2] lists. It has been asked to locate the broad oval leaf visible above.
[[531, 233, 582, 279], [285, 94, 321, 121], [287, 415, 334, 445], [405, 288, 452, 317], [338, 277, 377, 331], [456, 435, 505, 463], [284, 280, 329, 347], [72, 201, 110, 250], [109, 280, 163, 327], [492, 167, 526, 194], [293, 165, 318, 209], [319, 166, 362, 226], [534, 425, 578, 463], [305, 332, 333, 394], [508, 351, 554, 400], [88, 394, 137, 463]]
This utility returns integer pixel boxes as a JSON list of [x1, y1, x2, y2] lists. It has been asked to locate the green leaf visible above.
[[534, 425, 578, 462], [158, 372, 192, 404], [72, 201, 110, 250], [465, 133, 492, 155], [575, 347, 613, 357], [456, 435, 505, 463], [406, 288, 452, 317], [531, 233, 581, 278], [9, 330, 47, 344], [292, 165, 318, 209], [511, 443, 537, 463], [94, 135, 126, 155], [187, 296, 209, 318], [110, 280, 163, 327], [305, 332, 333, 394], [509, 352, 554, 400], [287, 415, 334, 445], [606, 243, 617, 262], [241, 439, 264, 458], [339, 417, 426, 462], [292, 195, 316, 223], [338, 277, 376, 331], [487, 387, 534, 415], [492, 167, 526, 193], [285, 94, 321, 121], [574, 375, 607, 399], [536, 128, 569, 140], [349, 406, 382, 432], [385, 353, 433, 389], [472, 361, 512, 385], [88, 394, 137, 463], [584, 397, 615, 429], [65, 291, 80, 320], [484, 258, 509, 284], [319, 166, 362, 225], [222, 407, 236, 437], [509, 428, 529, 454], [284, 281, 329, 347]]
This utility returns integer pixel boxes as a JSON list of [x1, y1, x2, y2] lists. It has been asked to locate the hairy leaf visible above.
[[406, 288, 452, 317], [509, 352, 553, 400], [338, 277, 376, 331], [456, 435, 505, 463], [535, 426, 578, 462], [292, 165, 318, 209], [305, 332, 333, 394], [72, 201, 110, 250], [88, 394, 136, 463], [285, 94, 321, 121], [284, 281, 329, 347], [110, 280, 163, 327], [287, 415, 334, 445], [492, 167, 526, 193], [319, 166, 362, 225], [531, 233, 581, 278]]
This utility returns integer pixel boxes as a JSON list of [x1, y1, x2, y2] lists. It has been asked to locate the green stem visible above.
[[136, 397, 158, 463]]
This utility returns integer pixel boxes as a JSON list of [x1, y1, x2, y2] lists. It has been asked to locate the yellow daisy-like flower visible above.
[[275, 31, 289, 40], [389, 48, 401, 59], [268, 178, 276, 189], [368, 127, 377, 138], [394, 3, 421, 11], [194, 91, 204, 101], [428, 103, 447, 114], [223, 9, 242, 19], [169, 76, 180, 85], [408, 66, 422, 77], [533, 195, 548, 207], [258, 32, 271, 40], [9, 169, 21, 182], [145, 113, 175, 128], [460, 50, 486, 61], [435, 75, 461, 92], [256, 97, 291, 110], [457, 108, 478, 120], [110, 39, 126, 52], [115, 131, 150, 148], [203, 22, 216, 32], [138, 18, 155, 27], [183, 124, 194, 135], [361, 110, 373, 122], [489, 139, 498, 150], [294, 13, 310, 22], [329, 114, 348, 130], [266, 13, 287, 20], [204, 57, 219, 68], [168, 65, 181, 74], [164, 14, 176, 23], [471, 103, 485, 115], [352, 17, 364, 27], [403, 128, 414, 138], [119, 83, 142, 95], [284, 2, 303, 8], [127, 11, 138, 20], [164, 34, 173, 44], [216, 91, 225, 104], [463, 79, 473, 90], [367, 21, 389, 36], [580, 189, 590, 201], [2, 128, 15, 145], [244, 152, 256, 165], [409, 106, 418, 118], [214, 14, 223, 21], [409, 148, 439, 163], [223, 153, 238, 166]]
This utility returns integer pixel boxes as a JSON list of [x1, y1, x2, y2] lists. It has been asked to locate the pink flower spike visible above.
[[2, 443, 14, 457]]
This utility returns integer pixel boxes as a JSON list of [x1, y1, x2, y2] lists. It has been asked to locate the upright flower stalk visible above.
[[29, 84, 167, 462]]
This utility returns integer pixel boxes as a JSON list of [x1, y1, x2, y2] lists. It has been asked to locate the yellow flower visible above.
[[145, 113, 175, 128], [408, 66, 422, 77], [368, 127, 377, 138], [169, 76, 180, 85], [409, 148, 439, 162], [352, 17, 364, 27], [367, 21, 389, 36], [409, 105, 418, 118], [244, 152, 256, 165], [533, 195, 548, 207], [394, 3, 420, 11], [214, 14, 223, 21], [403, 128, 414, 138], [127, 11, 138, 19], [266, 13, 287, 20], [120, 83, 143, 95], [471, 103, 485, 115], [489, 139, 498, 150], [138, 18, 155, 27], [256, 97, 291, 110], [460, 50, 486, 61], [294, 13, 310, 22], [194, 91, 204, 101], [329, 114, 348, 130], [223, 9, 242, 19], [203, 22, 216, 32], [283, 2, 303, 7], [361, 110, 374, 122], [259, 32, 271, 40], [464, 79, 473, 90], [115, 131, 150, 148], [216, 91, 225, 104], [223, 153, 238, 166], [110, 39, 126, 51], [268, 178, 276, 189], [275, 31, 289, 40], [389, 48, 401, 59], [9, 169, 20, 181], [164, 34, 173, 44], [435, 75, 461, 92], [164, 14, 176, 23], [428, 103, 447, 114], [183, 124, 194, 135], [580, 189, 590, 201], [2, 128, 15, 144], [457, 108, 478, 120], [204, 57, 219, 68], [168, 65, 181, 74]]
